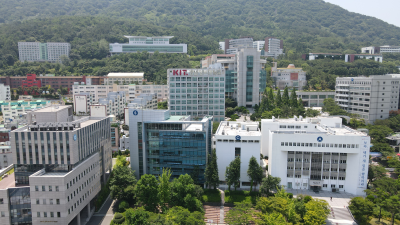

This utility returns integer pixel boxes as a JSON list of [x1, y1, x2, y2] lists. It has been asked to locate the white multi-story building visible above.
[[18, 42, 71, 63], [261, 116, 370, 195], [0, 142, 12, 170], [103, 73, 144, 85], [253, 41, 265, 51], [0, 105, 112, 225], [124, 93, 158, 124], [109, 36, 187, 54], [98, 91, 126, 117], [214, 121, 261, 189], [119, 135, 130, 151], [335, 75, 400, 124], [73, 93, 94, 115], [296, 91, 335, 107], [0, 100, 52, 123], [271, 63, 307, 90], [264, 37, 284, 58], [0, 84, 10, 101], [167, 68, 225, 121], [72, 84, 168, 103], [202, 49, 267, 107], [362, 45, 400, 54]]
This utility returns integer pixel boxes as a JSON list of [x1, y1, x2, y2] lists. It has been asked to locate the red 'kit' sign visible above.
[[172, 70, 188, 76]]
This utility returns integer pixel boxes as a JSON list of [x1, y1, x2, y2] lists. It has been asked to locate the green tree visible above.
[[367, 125, 393, 143], [322, 98, 348, 115], [290, 88, 298, 108], [260, 175, 281, 195], [212, 122, 220, 134], [158, 168, 172, 213], [109, 166, 137, 202], [305, 108, 320, 117], [136, 174, 159, 213], [190, 165, 201, 185], [282, 87, 289, 106], [205, 149, 219, 189], [247, 156, 263, 192], [225, 202, 255, 225], [368, 165, 387, 184], [225, 156, 241, 191], [255, 212, 287, 225], [165, 206, 205, 225], [114, 155, 127, 168], [276, 89, 282, 107], [370, 142, 394, 158], [125, 207, 149, 225], [268, 88, 275, 106], [157, 101, 168, 109], [303, 199, 330, 225], [170, 174, 204, 212], [348, 197, 374, 225]]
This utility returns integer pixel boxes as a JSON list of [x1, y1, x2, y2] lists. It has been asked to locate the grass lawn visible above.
[[224, 190, 259, 204], [202, 189, 221, 203], [370, 218, 400, 225]]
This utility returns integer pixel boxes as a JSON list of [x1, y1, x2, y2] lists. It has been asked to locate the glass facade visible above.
[[225, 70, 236, 93], [122, 45, 184, 53], [259, 70, 267, 92], [138, 122, 144, 177], [8, 187, 32, 225], [144, 122, 207, 183], [246, 56, 254, 102]]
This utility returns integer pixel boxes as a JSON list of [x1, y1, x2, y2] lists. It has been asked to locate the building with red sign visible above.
[[271, 63, 307, 90]]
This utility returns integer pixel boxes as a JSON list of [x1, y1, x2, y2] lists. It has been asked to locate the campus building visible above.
[[296, 91, 335, 107], [73, 84, 168, 103], [214, 121, 261, 189], [261, 116, 370, 195], [345, 54, 383, 63], [21, 74, 41, 88], [219, 37, 284, 58], [0, 100, 52, 123], [362, 45, 400, 54], [263, 37, 284, 58], [335, 75, 400, 124], [0, 142, 12, 170], [0, 84, 10, 101], [271, 63, 307, 90], [109, 36, 187, 54], [103, 73, 145, 85], [73, 93, 94, 115], [18, 42, 71, 63], [167, 68, 225, 122], [202, 49, 267, 107], [128, 109, 212, 181], [98, 92, 126, 117], [0, 105, 112, 225]]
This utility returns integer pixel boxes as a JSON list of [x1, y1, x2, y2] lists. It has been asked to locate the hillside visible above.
[[0, 0, 399, 54]]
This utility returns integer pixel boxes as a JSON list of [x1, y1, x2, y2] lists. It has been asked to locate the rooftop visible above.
[[107, 73, 144, 77], [0, 173, 15, 189], [166, 116, 189, 121], [124, 36, 174, 39], [33, 105, 70, 113], [216, 121, 261, 137]]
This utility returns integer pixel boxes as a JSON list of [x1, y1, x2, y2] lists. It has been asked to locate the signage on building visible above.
[[317, 136, 323, 142], [309, 180, 323, 186], [172, 70, 188, 76], [235, 135, 241, 141], [133, 110, 138, 116], [73, 134, 77, 141], [358, 137, 370, 188]]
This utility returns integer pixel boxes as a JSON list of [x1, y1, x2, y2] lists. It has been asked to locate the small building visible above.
[[362, 45, 400, 54], [98, 91, 126, 118], [109, 36, 187, 54], [120, 135, 129, 151], [214, 121, 261, 189], [0, 142, 12, 170], [18, 42, 71, 63], [296, 91, 335, 107], [21, 74, 41, 88], [345, 54, 383, 63], [0, 83, 10, 101], [73, 92, 94, 115], [104, 73, 145, 85], [0, 100, 52, 123], [271, 63, 307, 90], [386, 133, 400, 152]]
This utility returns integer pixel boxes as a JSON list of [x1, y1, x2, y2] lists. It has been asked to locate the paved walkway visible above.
[[287, 189, 359, 225], [86, 197, 117, 225]]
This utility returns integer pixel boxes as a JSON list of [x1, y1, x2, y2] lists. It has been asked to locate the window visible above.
[[50, 212, 54, 218], [36, 199, 39, 204], [44, 212, 47, 217], [56, 199, 60, 205], [50, 199, 53, 205], [339, 185, 344, 188], [57, 212, 61, 218], [323, 184, 327, 187], [331, 184, 336, 188], [235, 148, 241, 157], [43, 199, 46, 205], [49, 186, 52, 192], [35, 186, 39, 191], [0, 199, 3, 204], [56, 186, 59, 192], [42, 186, 45, 191], [1, 211, 4, 217]]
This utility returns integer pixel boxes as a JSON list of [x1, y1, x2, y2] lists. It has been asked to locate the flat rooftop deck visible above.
[[0, 173, 15, 189]]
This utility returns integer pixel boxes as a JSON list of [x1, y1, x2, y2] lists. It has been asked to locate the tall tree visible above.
[[276, 89, 282, 108], [109, 166, 137, 202], [205, 149, 219, 189], [348, 197, 374, 225], [290, 88, 298, 108], [136, 174, 159, 213], [260, 175, 281, 195], [225, 156, 241, 191], [158, 168, 172, 213], [247, 156, 263, 192], [303, 199, 330, 225], [282, 87, 290, 106], [268, 88, 275, 106]]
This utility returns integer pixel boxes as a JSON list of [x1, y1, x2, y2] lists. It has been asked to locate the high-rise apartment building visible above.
[[128, 109, 212, 181], [261, 116, 370, 195], [18, 42, 71, 63], [167, 68, 225, 121], [0, 105, 112, 225], [335, 75, 400, 124], [98, 91, 126, 117], [263, 37, 284, 58], [109, 36, 187, 54], [202, 49, 267, 107], [271, 63, 307, 90]]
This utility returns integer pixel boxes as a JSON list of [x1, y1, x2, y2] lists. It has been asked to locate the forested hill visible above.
[[0, 0, 399, 53]]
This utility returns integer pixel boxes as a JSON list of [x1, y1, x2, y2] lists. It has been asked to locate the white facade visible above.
[[98, 91, 126, 117], [167, 68, 225, 121], [264, 38, 284, 58], [18, 42, 70, 63], [0, 84, 10, 101], [110, 36, 187, 54], [253, 41, 265, 51], [362, 45, 400, 54], [335, 75, 400, 124], [225, 38, 253, 55], [73, 93, 93, 115], [214, 121, 261, 189], [0, 143, 12, 170], [296, 91, 335, 107], [119, 135, 130, 150], [72, 84, 168, 103], [90, 105, 107, 117], [271, 63, 307, 90], [261, 116, 370, 195], [0, 100, 52, 123], [104, 73, 144, 85], [345, 54, 383, 63]]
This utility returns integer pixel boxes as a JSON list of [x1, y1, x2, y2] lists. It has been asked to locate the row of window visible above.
[[287, 174, 346, 180], [66, 163, 97, 190], [170, 83, 224, 88], [279, 125, 307, 129], [287, 158, 346, 164], [217, 139, 260, 143], [37, 212, 61, 218], [282, 142, 359, 148], [34, 185, 59, 192], [170, 77, 224, 82], [35, 198, 60, 205]]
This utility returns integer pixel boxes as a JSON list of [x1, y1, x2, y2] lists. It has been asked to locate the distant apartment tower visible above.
[[223, 37, 254, 54], [271, 62, 307, 90], [264, 37, 284, 58], [0, 83, 10, 101], [98, 91, 126, 117], [109, 36, 187, 54], [362, 45, 400, 54], [201, 49, 267, 107], [335, 75, 400, 124], [18, 42, 71, 63]]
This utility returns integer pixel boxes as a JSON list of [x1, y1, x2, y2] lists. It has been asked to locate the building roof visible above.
[[107, 73, 144, 78], [166, 116, 189, 121], [216, 121, 261, 137], [124, 36, 174, 39], [33, 105, 70, 113]]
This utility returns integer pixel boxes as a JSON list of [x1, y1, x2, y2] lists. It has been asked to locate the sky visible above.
[[323, 0, 400, 28]]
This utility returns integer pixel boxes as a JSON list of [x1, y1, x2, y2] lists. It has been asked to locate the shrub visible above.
[[118, 200, 129, 212], [288, 193, 293, 199], [113, 213, 125, 224], [202, 189, 221, 203], [304, 195, 312, 203]]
